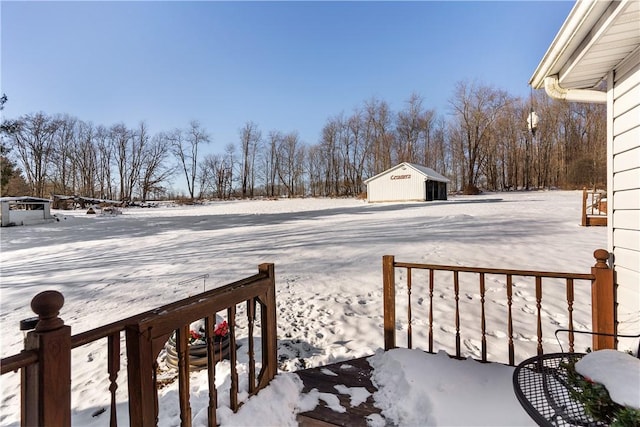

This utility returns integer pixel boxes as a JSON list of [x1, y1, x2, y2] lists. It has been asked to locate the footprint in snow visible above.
[[521, 305, 535, 314], [464, 339, 481, 358], [440, 325, 455, 333], [488, 330, 507, 339]]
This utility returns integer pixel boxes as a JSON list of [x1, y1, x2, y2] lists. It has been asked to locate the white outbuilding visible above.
[[0, 196, 55, 227], [364, 162, 450, 203]]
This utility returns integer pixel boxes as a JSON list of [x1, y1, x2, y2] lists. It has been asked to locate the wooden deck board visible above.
[[585, 216, 607, 226], [295, 356, 388, 427]]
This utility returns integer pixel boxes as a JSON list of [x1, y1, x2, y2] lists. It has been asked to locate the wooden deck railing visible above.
[[0, 263, 277, 427], [581, 188, 607, 226], [383, 249, 615, 365]]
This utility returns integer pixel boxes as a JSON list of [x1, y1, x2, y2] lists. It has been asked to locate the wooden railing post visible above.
[[259, 263, 277, 383], [383, 255, 396, 350], [591, 249, 615, 350], [580, 188, 587, 226], [126, 324, 157, 427], [23, 290, 71, 427]]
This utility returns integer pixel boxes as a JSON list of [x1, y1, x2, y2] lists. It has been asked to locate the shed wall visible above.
[[611, 48, 640, 340], [9, 210, 46, 225], [0, 201, 53, 226], [367, 170, 425, 202], [0, 202, 8, 227]]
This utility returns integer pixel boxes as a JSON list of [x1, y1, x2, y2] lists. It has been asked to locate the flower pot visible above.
[[164, 334, 231, 370]]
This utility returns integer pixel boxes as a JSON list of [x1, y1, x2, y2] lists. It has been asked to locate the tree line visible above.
[[0, 81, 606, 201]]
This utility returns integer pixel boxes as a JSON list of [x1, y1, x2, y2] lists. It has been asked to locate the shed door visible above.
[[426, 180, 436, 201], [438, 182, 447, 200]]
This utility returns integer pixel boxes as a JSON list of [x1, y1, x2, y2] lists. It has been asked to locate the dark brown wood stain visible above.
[[296, 356, 388, 427]]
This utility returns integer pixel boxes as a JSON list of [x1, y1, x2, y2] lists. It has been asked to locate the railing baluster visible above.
[[248, 298, 256, 393], [407, 268, 412, 349], [428, 269, 434, 353], [581, 188, 588, 225], [536, 276, 543, 355], [479, 273, 487, 362], [453, 271, 460, 358], [255, 299, 267, 386], [152, 359, 160, 425], [205, 315, 217, 427], [176, 325, 192, 427], [566, 278, 575, 352], [228, 305, 239, 411], [107, 332, 120, 427], [507, 275, 514, 365]]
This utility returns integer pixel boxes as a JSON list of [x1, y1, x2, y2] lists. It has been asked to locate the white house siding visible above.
[[367, 171, 426, 202], [610, 47, 640, 337]]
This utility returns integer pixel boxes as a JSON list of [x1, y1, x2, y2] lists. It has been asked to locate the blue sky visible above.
[[1, 1, 574, 156]]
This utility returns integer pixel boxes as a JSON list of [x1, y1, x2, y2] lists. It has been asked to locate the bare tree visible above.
[[319, 116, 343, 196], [363, 97, 394, 177], [121, 121, 150, 201], [345, 110, 368, 195], [74, 120, 99, 197], [11, 112, 60, 197], [239, 121, 261, 198], [489, 100, 522, 191], [262, 131, 281, 197], [277, 132, 303, 197], [171, 121, 209, 200], [109, 123, 133, 201], [557, 101, 606, 188], [224, 143, 236, 198], [396, 92, 427, 163], [0, 95, 28, 196], [139, 132, 174, 201], [306, 144, 324, 197], [449, 81, 510, 193], [95, 125, 114, 199], [198, 153, 216, 198], [431, 117, 451, 180], [50, 114, 77, 195]]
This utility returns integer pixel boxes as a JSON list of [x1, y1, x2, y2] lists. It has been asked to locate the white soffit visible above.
[[531, 0, 640, 90]]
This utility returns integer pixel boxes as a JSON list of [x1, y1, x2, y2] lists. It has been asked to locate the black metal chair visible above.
[[513, 330, 640, 426], [553, 329, 640, 358]]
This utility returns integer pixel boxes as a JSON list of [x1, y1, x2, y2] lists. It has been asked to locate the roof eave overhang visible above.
[[529, 0, 638, 102], [530, 0, 608, 89]]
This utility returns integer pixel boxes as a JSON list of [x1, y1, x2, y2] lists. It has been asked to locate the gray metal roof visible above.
[[0, 196, 50, 203], [364, 162, 450, 183], [405, 163, 450, 182]]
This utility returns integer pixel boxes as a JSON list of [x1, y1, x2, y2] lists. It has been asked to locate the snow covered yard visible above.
[[0, 190, 607, 426]]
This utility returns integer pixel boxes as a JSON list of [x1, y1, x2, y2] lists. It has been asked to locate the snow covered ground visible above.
[[0, 191, 609, 426]]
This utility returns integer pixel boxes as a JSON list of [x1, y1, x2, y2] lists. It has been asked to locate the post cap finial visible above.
[[30, 290, 65, 331], [593, 249, 609, 268]]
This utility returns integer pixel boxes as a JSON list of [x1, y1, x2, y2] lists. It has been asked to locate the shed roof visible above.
[[364, 162, 450, 184], [530, 0, 640, 90], [0, 196, 50, 203]]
